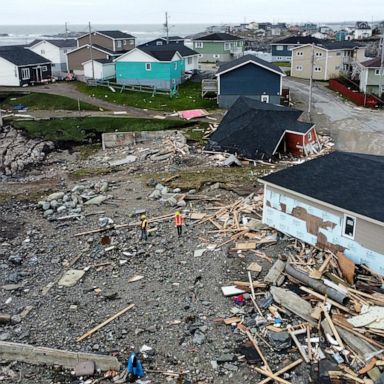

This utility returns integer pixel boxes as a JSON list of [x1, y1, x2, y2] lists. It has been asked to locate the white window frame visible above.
[[297, 51, 304, 56], [145, 63, 151, 71], [296, 65, 303, 71], [187, 56, 193, 65], [276, 45, 284, 51], [224, 42, 230, 51], [21, 68, 30, 80], [314, 66, 322, 72], [123, 40, 127, 45], [41, 49, 45, 55], [307, 131, 313, 140], [343, 214, 356, 239], [375, 69, 381, 75], [41, 65, 47, 72], [195, 42, 203, 49], [261, 95, 269, 103], [116, 40, 122, 49], [156, 41, 163, 46]]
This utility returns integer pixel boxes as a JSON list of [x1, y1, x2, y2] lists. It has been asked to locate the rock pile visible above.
[[37, 180, 112, 220], [0, 126, 54, 177], [148, 182, 195, 208]]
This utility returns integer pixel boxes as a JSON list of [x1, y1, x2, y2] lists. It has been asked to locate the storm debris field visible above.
[[1, 124, 384, 384]]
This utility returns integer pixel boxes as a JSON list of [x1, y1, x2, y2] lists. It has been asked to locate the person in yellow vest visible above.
[[140, 214, 148, 241], [174, 211, 184, 237]]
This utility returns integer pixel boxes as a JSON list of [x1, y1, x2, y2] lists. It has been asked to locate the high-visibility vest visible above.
[[141, 219, 148, 230], [174, 214, 183, 226]]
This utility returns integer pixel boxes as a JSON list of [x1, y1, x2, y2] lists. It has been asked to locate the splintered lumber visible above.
[[245, 330, 271, 372], [254, 367, 292, 384], [233, 281, 267, 290], [299, 287, 354, 315], [247, 262, 262, 273], [264, 259, 286, 285], [257, 358, 303, 384], [224, 317, 241, 325], [337, 252, 355, 284], [77, 304, 135, 342], [321, 305, 345, 349], [309, 254, 332, 279], [234, 242, 257, 250], [0, 341, 120, 371], [287, 326, 310, 363]]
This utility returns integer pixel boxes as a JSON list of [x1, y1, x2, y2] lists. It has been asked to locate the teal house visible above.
[[114, 45, 187, 90]]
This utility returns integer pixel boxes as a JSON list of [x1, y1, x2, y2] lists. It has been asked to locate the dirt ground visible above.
[[285, 77, 384, 155]]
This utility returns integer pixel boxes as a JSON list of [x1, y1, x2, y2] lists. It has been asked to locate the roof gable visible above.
[[114, 47, 159, 63], [30, 39, 77, 50], [216, 55, 285, 77], [261, 151, 384, 223], [0, 46, 51, 66], [194, 33, 242, 41]]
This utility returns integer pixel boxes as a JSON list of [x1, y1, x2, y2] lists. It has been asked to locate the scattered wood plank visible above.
[[128, 275, 144, 283], [254, 367, 292, 384], [257, 358, 303, 384], [234, 242, 257, 250], [224, 317, 241, 325], [322, 305, 345, 349], [247, 262, 262, 273], [77, 304, 135, 342]]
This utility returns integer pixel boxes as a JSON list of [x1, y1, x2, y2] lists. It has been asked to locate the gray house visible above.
[[259, 152, 384, 276], [216, 55, 285, 108]]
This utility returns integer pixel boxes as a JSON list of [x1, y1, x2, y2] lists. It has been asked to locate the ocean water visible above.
[[0, 24, 211, 46]]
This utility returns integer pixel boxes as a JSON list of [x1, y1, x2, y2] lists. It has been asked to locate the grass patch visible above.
[[69, 167, 113, 180], [75, 81, 218, 111], [13, 116, 203, 144], [184, 128, 207, 145], [2, 92, 100, 111], [76, 144, 101, 160], [272, 61, 291, 68], [0, 191, 43, 204]]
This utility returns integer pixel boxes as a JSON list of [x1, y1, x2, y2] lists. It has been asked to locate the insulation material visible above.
[[178, 109, 209, 120], [347, 307, 384, 329]]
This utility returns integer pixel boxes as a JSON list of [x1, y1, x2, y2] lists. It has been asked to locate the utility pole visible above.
[[379, 36, 384, 100], [308, 43, 315, 117], [88, 22, 95, 80], [65, 22, 68, 39], [164, 12, 169, 44]]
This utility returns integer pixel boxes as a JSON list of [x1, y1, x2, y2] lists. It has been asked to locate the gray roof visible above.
[[194, 32, 242, 41], [361, 57, 382, 68], [138, 44, 198, 61], [318, 41, 366, 50], [0, 46, 51, 66], [271, 36, 320, 45], [94, 58, 114, 64], [217, 54, 285, 76], [97, 30, 135, 39], [30, 39, 77, 48]]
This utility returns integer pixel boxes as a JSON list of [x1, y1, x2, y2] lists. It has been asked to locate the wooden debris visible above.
[[337, 252, 355, 284], [128, 275, 144, 283], [247, 262, 263, 273], [257, 359, 303, 384], [224, 317, 241, 325], [309, 254, 332, 279], [77, 304, 135, 342]]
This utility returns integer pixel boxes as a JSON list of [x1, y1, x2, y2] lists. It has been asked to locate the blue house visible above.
[[271, 36, 319, 62], [114, 45, 186, 90], [215, 55, 285, 109]]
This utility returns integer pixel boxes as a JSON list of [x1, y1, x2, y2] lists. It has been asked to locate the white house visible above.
[[83, 59, 115, 80], [354, 22, 372, 40], [28, 39, 76, 78]]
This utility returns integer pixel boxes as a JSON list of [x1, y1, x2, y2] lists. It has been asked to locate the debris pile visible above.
[[37, 180, 113, 220], [0, 126, 54, 177], [218, 236, 384, 383]]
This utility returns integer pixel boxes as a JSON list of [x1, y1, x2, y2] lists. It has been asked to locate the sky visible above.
[[0, 0, 383, 25]]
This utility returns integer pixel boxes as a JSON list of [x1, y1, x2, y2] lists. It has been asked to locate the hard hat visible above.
[[175, 211, 180, 215], [141, 214, 146, 219]]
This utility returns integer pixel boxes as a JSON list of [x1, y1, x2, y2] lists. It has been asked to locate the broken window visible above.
[[343, 215, 356, 239]]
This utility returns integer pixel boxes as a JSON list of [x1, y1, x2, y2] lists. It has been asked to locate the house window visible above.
[[174, 62, 177, 70], [307, 131, 313, 140], [41, 66, 47, 72], [123, 40, 127, 45], [171, 79, 176, 84], [276, 45, 284, 51], [187, 57, 193, 64], [156, 41, 163, 46], [117, 40, 122, 49], [41, 49, 45, 55], [315, 52, 323, 57], [63, 49, 67, 53], [129, 40, 134, 45], [314, 66, 322, 72], [336, 52, 341, 56], [375, 69, 382, 75], [21, 68, 30, 80], [297, 51, 304, 56], [195, 42, 203, 48], [145, 63, 151, 71], [261, 95, 269, 103], [224, 42, 230, 50], [343, 215, 356, 239], [296, 65, 303, 71]]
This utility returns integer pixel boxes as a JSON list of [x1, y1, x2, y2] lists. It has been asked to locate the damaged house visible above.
[[259, 151, 384, 276], [206, 97, 319, 160]]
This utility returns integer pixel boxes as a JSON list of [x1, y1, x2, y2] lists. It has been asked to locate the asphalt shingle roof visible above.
[[0, 46, 51, 66], [206, 97, 313, 160], [272, 36, 320, 45], [194, 33, 242, 41], [97, 30, 135, 39], [318, 40, 366, 50], [138, 44, 198, 61], [261, 151, 384, 222], [361, 57, 382, 68], [217, 54, 285, 75]]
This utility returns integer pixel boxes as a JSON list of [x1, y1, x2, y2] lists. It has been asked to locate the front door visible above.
[[34, 66, 42, 82]]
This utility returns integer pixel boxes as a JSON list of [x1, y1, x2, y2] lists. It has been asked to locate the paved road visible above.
[[0, 82, 159, 117], [285, 77, 384, 155]]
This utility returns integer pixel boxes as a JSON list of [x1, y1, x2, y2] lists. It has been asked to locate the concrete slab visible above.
[[58, 270, 85, 287]]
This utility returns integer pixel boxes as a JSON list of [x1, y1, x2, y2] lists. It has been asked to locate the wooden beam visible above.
[[257, 359, 303, 384], [254, 367, 292, 384]]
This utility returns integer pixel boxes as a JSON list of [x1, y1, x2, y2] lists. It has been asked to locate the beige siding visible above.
[[67, 47, 108, 71], [291, 45, 343, 80], [267, 185, 384, 255], [78, 34, 114, 51]]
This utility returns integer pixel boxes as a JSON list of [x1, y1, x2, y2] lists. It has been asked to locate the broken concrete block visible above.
[[84, 196, 107, 205], [194, 249, 206, 258], [268, 331, 291, 351], [264, 259, 286, 286], [109, 156, 137, 167], [46, 192, 65, 201], [58, 270, 85, 287], [74, 360, 95, 377], [223, 154, 242, 167]]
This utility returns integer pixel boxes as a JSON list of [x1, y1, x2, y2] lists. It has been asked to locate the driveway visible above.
[[285, 77, 384, 155]]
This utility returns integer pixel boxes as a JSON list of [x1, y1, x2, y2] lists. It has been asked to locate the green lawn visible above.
[[272, 61, 291, 68], [75, 81, 218, 111], [2, 92, 100, 111], [13, 116, 206, 144]]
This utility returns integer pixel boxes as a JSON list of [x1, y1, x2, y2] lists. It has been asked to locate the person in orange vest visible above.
[[174, 211, 184, 237]]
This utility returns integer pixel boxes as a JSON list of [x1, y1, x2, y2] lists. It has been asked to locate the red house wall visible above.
[[285, 127, 318, 157]]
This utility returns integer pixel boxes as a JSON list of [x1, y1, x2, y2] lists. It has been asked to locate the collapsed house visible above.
[[206, 97, 319, 160], [259, 151, 384, 275]]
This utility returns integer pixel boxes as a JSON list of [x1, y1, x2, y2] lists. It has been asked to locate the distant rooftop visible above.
[[194, 33, 242, 41]]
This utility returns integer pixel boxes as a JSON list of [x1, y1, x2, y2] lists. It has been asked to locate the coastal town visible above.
[[0, 10, 384, 384]]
